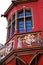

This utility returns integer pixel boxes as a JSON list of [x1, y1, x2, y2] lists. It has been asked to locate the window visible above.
[[7, 8, 33, 38], [12, 22, 15, 34], [18, 19, 24, 32], [26, 18, 32, 32], [17, 8, 33, 32], [7, 14, 15, 38], [7, 26, 11, 38], [17, 10, 24, 17], [25, 10, 31, 16]]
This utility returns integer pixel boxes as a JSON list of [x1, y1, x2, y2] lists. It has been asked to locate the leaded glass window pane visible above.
[[26, 19, 32, 32], [18, 20, 24, 32], [25, 10, 31, 16], [17, 10, 24, 17]]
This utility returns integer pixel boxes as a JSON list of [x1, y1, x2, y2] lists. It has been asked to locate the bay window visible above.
[[7, 7, 33, 38]]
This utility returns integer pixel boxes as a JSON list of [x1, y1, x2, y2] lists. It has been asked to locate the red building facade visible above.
[[0, 0, 43, 65]]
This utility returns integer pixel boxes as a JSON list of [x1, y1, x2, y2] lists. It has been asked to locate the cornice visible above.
[[1, 0, 38, 17]]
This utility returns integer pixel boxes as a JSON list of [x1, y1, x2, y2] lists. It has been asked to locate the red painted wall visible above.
[[7, 59, 15, 65], [6, 0, 43, 49], [7, 0, 43, 32], [19, 54, 34, 64], [37, 55, 43, 65], [2, 0, 43, 65]]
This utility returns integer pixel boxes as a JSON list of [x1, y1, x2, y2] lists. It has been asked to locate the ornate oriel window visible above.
[[7, 7, 33, 38]]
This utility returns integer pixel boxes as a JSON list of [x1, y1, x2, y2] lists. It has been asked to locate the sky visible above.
[[0, 0, 11, 45]]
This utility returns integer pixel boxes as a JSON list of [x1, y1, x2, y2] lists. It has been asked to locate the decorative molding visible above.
[[29, 52, 43, 65], [16, 56, 28, 65], [1, 46, 43, 65], [5, 31, 42, 45], [2, 0, 38, 17]]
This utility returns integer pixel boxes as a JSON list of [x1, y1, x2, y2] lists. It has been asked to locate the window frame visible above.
[[7, 7, 34, 38], [17, 7, 33, 32]]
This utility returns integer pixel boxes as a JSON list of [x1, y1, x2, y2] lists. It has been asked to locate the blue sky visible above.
[[0, 0, 11, 45]]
